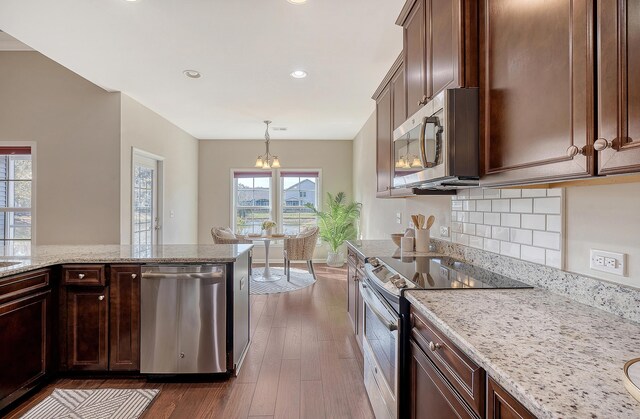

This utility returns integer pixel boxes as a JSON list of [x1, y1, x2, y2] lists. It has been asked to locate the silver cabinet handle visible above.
[[566, 145, 586, 158], [78, 273, 85, 279], [594, 138, 613, 151], [429, 341, 442, 352], [418, 95, 428, 106], [98, 295, 105, 301], [180, 352, 185, 359], [131, 273, 137, 279]]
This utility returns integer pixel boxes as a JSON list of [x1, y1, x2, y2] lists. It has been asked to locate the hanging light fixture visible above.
[[254, 120, 281, 169]]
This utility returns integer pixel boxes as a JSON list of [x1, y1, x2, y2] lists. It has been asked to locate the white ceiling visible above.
[[0, 0, 404, 140]]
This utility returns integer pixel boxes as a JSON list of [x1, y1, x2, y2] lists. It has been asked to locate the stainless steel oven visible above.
[[392, 88, 479, 190], [360, 273, 400, 419]]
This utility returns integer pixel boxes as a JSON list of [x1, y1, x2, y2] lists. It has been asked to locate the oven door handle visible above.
[[360, 283, 398, 331]]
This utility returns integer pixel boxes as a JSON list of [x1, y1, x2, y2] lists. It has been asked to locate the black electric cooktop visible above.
[[366, 255, 532, 295]]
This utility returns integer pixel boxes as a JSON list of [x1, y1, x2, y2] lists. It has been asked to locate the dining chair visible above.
[[211, 227, 252, 244], [283, 226, 320, 281]]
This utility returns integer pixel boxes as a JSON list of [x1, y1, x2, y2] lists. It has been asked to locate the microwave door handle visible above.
[[419, 117, 428, 168]]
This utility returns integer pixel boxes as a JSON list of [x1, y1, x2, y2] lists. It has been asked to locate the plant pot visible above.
[[326, 251, 344, 268]]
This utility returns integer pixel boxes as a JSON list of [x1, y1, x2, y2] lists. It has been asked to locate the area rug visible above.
[[21, 388, 159, 419], [251, 267, 316, 295]]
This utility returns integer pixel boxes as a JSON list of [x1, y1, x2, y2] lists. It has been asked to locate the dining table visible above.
[[242, 234, 288, 282]]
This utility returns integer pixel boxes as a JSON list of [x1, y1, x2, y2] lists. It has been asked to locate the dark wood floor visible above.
[[6, 263, 374, 419]]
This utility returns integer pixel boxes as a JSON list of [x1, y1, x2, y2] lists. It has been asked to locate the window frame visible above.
[[0, 142, 36, 250], [230, 168, 322, 237]]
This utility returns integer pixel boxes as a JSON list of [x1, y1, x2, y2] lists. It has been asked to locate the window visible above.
[[233, 171, 273, 235], [0, 146, 32, 254], [280, 171, 319, 235], [232, 170, 320, 236]]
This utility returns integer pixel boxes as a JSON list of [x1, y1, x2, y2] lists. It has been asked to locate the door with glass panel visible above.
[[132, 155, 160, 245], [0, 147, 33, 256]]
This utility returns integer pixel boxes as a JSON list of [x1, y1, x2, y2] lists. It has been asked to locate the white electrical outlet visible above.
[[396, 212, 402, 224], [440, 226, 450, 238], [590, 249, 627, 276]]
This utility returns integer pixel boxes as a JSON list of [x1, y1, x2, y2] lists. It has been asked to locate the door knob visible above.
[[594, 138, 613, 151], [429, 341, 442, 351], [566, 145, 586, 158]]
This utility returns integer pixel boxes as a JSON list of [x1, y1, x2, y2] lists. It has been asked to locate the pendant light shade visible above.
[[253, 120, 281, 169]]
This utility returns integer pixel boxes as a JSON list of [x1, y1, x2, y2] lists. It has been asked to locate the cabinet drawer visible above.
[[411, 307, 484, 417], [0, 269, 50, 303], [62, 265, 105, 286]]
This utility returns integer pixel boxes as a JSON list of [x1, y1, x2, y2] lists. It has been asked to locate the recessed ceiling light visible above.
[[287, 0, 307, 4], [290, 70, 307, 79], [183, 69, 201, 79], [125, 0, 138, 2]]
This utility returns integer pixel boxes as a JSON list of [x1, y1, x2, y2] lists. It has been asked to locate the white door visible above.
[[132, 154, 161, 245]]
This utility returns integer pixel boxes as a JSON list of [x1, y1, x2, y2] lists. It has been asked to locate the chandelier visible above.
[[254, 120, 281, 169]]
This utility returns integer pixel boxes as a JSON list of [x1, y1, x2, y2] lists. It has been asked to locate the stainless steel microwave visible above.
[[392, 88, 479, 190]]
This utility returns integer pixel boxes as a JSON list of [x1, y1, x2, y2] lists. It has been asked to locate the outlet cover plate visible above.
[[440, 226, 450, 238], [590, 249, 627, 276]]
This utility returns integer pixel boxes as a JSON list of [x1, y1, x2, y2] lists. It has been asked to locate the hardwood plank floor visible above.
[[5, 263, 373, 419]]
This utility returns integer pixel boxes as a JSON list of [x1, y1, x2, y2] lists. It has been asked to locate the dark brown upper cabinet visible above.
[[479, 0, 595, 186], [596, 0, 640, 175], [397, 0, 478, 119]]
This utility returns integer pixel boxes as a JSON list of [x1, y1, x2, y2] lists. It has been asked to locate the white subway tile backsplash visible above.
[[501, 213, 520, 228], [510, 198, 533, 213], [521, 189, 547, 197], [476, 200, 492, 212], [492, 199, 510, 212], [521, 214, 546, 230], [484, 213, 500, 226], [483, 238, 501, 253], [492, 226, 510, 241], [533, 231, 561, 250], [547, 215, 562, 232], [500, 189, 521, 198], [463, 200, 476, 211], [534, 197, 562, 214], [483, 189, 501, 199], [500, 242, 521, 258], [450, 188, 563, 266], [470, 212, 484, 224], [521, 245, 546, 264], [476, 224, 491, 238], [510, 228, 533, 245]]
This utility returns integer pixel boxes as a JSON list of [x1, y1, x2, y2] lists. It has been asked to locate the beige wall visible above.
[[0, 52, 121, 244], [120, 95, 199, 244], [198, 139, 353, 260]]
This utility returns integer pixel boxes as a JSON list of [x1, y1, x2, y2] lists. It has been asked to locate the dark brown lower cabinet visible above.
[[67, 287, 109, 371], [487, 377, 535, 419], [410, 340, 478, 419], [347, 260, 358, 333], [0, 291, 50, 410], [109, 265, 141, 371]]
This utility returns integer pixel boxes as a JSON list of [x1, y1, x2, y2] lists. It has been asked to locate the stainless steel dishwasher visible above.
[[140, 264, 226, 374]]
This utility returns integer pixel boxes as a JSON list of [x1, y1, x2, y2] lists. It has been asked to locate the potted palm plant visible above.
[[306, 192, 362, 267]]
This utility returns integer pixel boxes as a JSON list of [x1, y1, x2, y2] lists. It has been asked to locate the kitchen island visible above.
[[0, 244, 253, 413]]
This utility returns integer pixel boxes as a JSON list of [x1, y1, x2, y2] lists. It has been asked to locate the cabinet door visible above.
[[346, 262, 358, 333], [405, 0, 427, 117], [480, 0, 595, 186], [376, 84, 393, 196], [109, 265, 141, 371], [410, 340, 477, 419], [487, 377, 535, 419], [392, 62, 407, 130], [429, 0, 461, 97], [67, 287, 109, 371], [596, 0, 640, 174], [0, 291, 50, 410]]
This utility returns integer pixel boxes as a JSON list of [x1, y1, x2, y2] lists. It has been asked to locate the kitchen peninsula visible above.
[[0, 244, 252, 412]]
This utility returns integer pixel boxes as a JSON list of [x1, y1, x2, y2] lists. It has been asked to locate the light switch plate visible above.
[[590, 249, 627, 276], [396, 212, 402, 224], [440, 226, 450, 238]]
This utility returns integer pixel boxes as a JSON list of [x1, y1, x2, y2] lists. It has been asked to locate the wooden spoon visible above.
[[426, 215, 435, 230], [411, 215, 419, 229]]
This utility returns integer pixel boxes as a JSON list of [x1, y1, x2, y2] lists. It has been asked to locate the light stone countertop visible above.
[[0, 244, 253, 279], [406, 289, 640, 419], [346, 239, 440, 259]]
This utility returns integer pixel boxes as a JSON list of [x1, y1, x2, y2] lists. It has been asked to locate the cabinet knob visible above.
[[131, 273, 137, 279], [418, 95, 428, 106], [594, 138, 613, 151], [98, 295, 105, 301], [566, 145, 586, 158], [428, 341, 442, 352], [180, 352, 185, 359], [78, 273, 85, 279]]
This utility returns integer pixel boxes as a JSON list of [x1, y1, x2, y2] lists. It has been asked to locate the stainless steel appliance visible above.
[[361, 255, 531, 419], [140, 264, 227, 374], [392, 88, 479, 190]]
